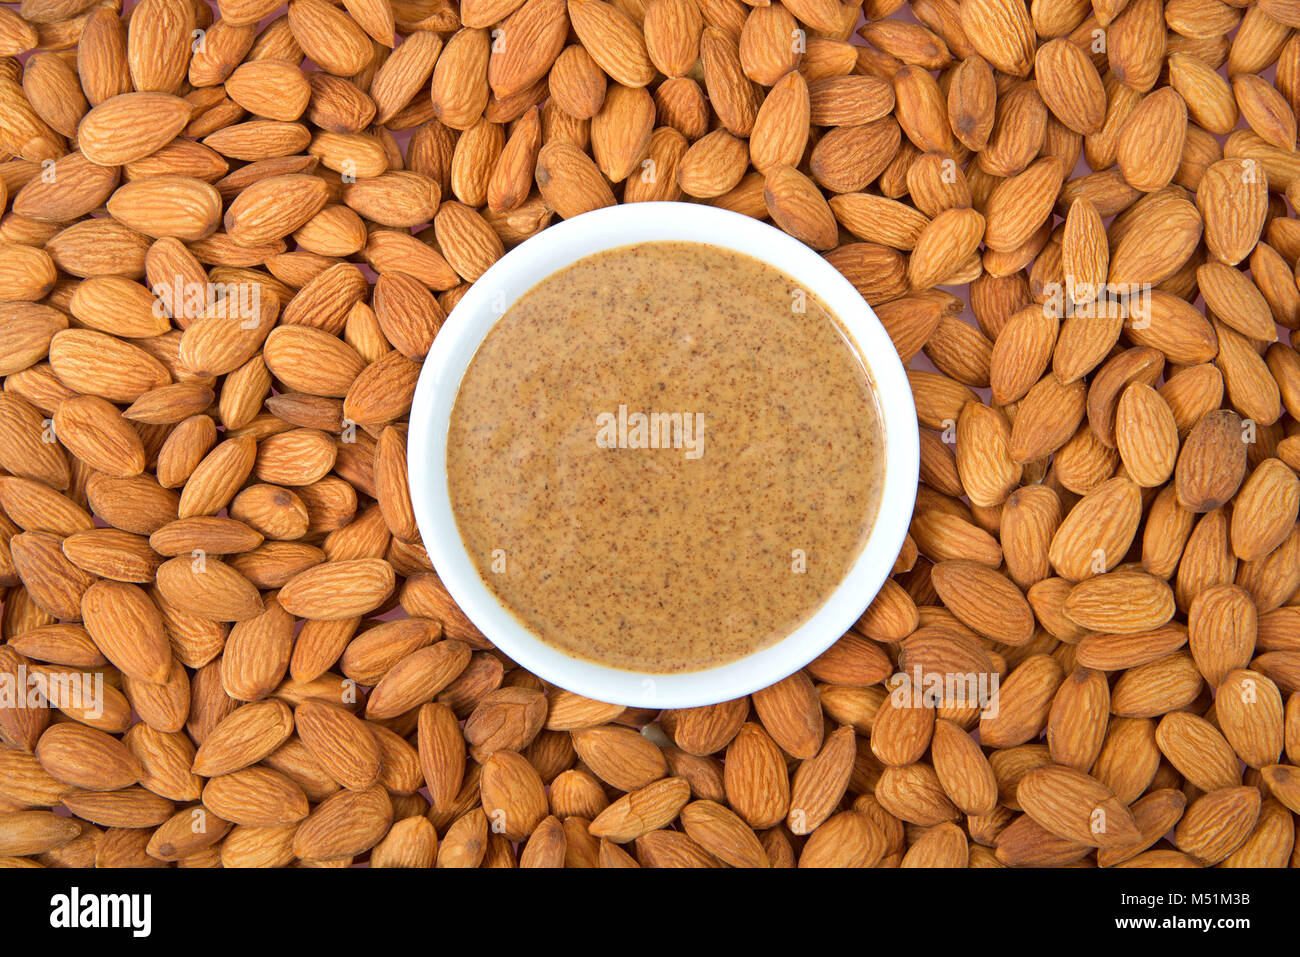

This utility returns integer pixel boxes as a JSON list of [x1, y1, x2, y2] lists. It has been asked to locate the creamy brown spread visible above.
[[446, 242, 885, 673]]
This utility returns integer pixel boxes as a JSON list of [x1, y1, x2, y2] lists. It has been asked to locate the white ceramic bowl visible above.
[[407, 202, 918, 708]]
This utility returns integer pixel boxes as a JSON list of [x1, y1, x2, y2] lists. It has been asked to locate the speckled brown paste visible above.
[[446, 242, 885, 674]]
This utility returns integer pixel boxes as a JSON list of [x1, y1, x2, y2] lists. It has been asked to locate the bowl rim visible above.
[[407, 201, 919, 708]]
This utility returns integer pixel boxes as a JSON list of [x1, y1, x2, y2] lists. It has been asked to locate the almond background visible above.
[[0, 0, 1299, 869]]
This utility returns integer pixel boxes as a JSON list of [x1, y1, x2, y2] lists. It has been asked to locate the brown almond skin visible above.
[[931, 718, 999, 816], [292, 784, 393, 861], [1175, 410, 1249, 513], [1016, 765, 1141, 847], [80, 581, 172, 684], [723, 723, 790, 829], [799, 810, 887, 867], [191, 700, 294, 777], [680, 799, 769, 867], [931, 560, 1036, 645], [572, 725, 667, 792], [980, 655, 1065, 749], [751, 671, 823, 759], [663, 698, 749, 756], [463, 685, 547, 759], [1174, 787, 1261, 864], [36, 723, 142, 792], [294, 700, 382, 791], [1216, 669, 1284, 770]]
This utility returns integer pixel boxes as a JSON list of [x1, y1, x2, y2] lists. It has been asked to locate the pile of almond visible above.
[[1, 0, 1299, 869]]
